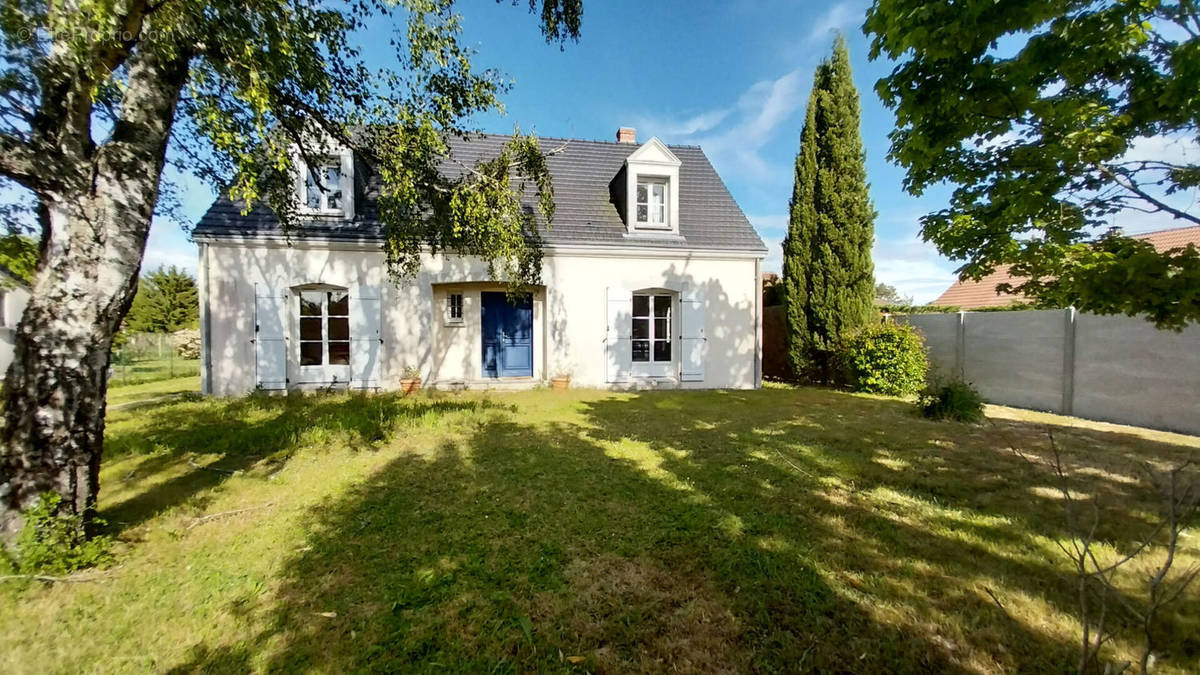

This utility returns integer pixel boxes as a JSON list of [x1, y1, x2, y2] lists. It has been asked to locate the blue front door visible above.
[[481, 292, 533, 378]]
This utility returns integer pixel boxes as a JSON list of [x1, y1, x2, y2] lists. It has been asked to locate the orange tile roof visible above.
[[929, 225, 1200, 308]]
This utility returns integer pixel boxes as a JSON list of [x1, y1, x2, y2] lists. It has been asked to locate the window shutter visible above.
[[680, 290, 706, 382], [253, 284, 288, 390], [605, 286, 632, 383], [350, 285, 382, 390]]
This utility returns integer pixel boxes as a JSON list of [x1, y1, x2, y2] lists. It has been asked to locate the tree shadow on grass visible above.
[[576, 387, 1200, 671], [101, 393, 505, 533], [163, 397, 1095, 673]]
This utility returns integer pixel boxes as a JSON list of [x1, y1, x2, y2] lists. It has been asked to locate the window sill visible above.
[[624, 230, 683, 241]]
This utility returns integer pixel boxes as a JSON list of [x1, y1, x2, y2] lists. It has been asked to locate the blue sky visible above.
[[147, 1, 965, 302]]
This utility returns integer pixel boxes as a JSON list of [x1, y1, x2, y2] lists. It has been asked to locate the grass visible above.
[[108, 358, 200, 388], [2, 380, 1198, 673]]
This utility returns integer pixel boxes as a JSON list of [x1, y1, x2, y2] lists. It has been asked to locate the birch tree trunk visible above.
[[0, 46, 190, 538]]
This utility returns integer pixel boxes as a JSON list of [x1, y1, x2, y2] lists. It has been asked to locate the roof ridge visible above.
[[1126, 223, 1200, 238], [460, 131, 703, 150]]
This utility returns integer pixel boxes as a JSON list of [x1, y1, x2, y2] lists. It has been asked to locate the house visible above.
[[0, 264, 31, 379], [930, 225, 1200, 309], [193, 128, 767, 395]]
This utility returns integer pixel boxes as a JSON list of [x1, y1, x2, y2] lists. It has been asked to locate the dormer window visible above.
[[294, 143, 354, 218], [619, 136, 682, 235], [302, 159, 343, 214], [304, 161, 342, 212], [636, 178, 668, 227]]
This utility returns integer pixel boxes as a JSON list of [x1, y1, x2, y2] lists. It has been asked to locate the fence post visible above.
[[1061, 307, 1077, 416], [955, 311, 966, 379]]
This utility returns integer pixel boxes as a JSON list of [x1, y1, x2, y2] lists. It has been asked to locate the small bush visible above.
[[1, 493, 113, 575], [838, 322, 929, 396], [919, 379, 985, 423]]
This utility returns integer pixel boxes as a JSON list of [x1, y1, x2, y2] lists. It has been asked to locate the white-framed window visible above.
[[635, 178, 668, 227], [300, 158, 343, 214], [299, 289, 350, 367], [632, 294, 672, 363], [447, 292, 464, 324]]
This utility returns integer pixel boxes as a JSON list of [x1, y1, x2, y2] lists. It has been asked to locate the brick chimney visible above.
[[616, 127, 636, 144]]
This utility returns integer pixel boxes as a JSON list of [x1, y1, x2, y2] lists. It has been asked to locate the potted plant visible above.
[[399, 365, 421, 395], [550, 369, 572, 392]]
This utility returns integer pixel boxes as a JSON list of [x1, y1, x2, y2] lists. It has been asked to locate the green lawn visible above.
[[108, 358, 200, 388], [2, 381, 1198, 672]]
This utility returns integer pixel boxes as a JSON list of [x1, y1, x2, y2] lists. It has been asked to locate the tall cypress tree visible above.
[[783, 36, 876, 381]]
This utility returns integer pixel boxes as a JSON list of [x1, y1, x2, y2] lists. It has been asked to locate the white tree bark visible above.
[[0, 43, 190, 537]]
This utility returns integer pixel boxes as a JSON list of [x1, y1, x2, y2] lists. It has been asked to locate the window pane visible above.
[[305, 170, 321, 209], [632, 340, 650, 362], [328, 291, 349, 316], [653, 340, 672, 362], [300, 341, 322, 366], [632, 317, 649, 340], [637, 205, 648, 222], [636, 183, 647, 204], [652, 183, 664, 204], [325, 166, 342, 209], [328, 317, 349, 341], [654, 295, 671, 317], [632, 295, 649, 317], [300, 317, 323, 341], [329, 341, 350, 366], [656, 205, 665, 223], [300, 291, 322, 315], [654, 318, 668, 339]]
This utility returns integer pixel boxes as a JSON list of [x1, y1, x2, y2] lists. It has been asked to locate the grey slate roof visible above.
[[193, 133, 766, 254]]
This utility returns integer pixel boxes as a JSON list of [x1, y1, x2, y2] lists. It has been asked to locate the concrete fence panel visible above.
[[1072, 313, 1200, 435], [903, 313, 960, 380], [963, 310, 1068, 413], [899, 308, 1199, 435]]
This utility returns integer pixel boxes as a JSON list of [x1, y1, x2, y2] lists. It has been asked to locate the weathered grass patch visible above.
[[1, 380, 1196, 673]]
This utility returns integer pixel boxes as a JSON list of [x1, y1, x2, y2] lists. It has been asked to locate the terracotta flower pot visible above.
[[551, 376, 571, 392], [399, 377, 421, 395]]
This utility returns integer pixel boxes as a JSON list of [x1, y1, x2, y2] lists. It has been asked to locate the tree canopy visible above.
[[865, 0, 1200, 329], [124, 266, 199, 334], [783, 37, 877, 380], [0, 0, 582, 288]]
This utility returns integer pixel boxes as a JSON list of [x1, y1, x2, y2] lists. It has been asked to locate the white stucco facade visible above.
[[0, 274, 31, 379], [198, 237, 763, 396]]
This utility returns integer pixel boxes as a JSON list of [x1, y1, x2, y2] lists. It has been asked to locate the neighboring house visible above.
[[930, 225, 1200, 309], [193, 128, 767, 395], [0, 264, 31, 379]]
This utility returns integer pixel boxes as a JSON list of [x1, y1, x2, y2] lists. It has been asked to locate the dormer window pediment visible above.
[[622, 137, 681, 235]]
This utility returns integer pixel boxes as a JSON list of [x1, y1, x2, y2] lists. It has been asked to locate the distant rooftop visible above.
[[929, 225, 1200, 309]]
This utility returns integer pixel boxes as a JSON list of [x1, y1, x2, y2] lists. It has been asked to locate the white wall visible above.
[[0, 282, 31, 379], [201, 240, 760, 395]]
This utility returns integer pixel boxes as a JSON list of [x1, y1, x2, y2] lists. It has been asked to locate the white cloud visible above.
[[872, 238, 958, 305], [142, 221, 197, 274], [807, 2, 859, 45], [641, 108, 732, 137], [636, 68, 807, 183], [749, 213, 788, 274], [692, 69, 808, 180]]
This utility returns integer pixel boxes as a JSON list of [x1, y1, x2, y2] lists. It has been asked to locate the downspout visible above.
[[198, 242, 212, 395]]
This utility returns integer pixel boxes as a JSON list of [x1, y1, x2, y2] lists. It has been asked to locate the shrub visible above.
[[1, 493, 113, 575], [173, 328, 201, 359], [838, 322, 928, 396], [919, 379, 985, 423]]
